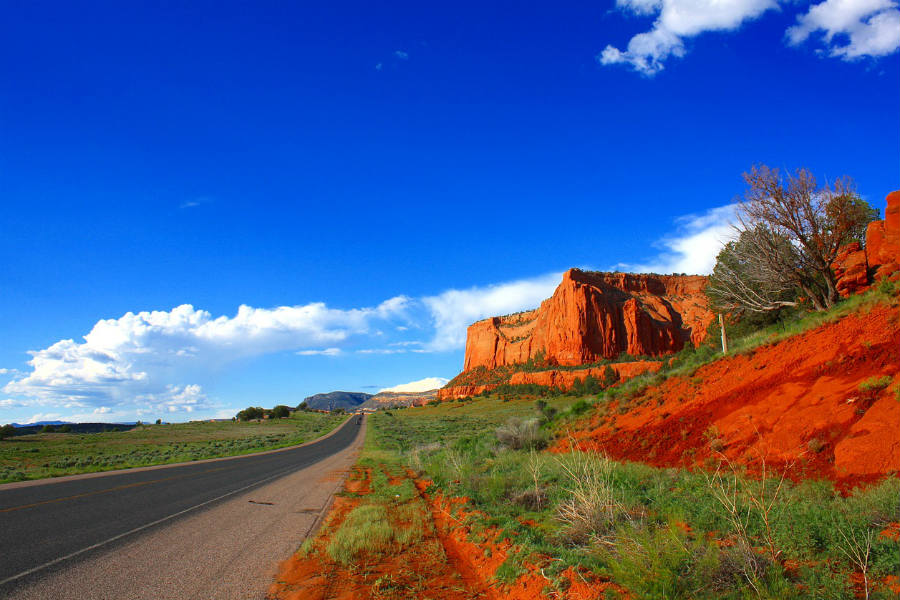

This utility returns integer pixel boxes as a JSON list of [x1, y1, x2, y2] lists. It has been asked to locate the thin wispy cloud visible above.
[[380, 377, 448, 393], [615, 204, 737, 275], [296, 348, 342, 356], [394, 50, 409, 59], [420, 272, 562, 352]]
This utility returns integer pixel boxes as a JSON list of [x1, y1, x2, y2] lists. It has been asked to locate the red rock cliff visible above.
[[834, 191, 900, 296], [463, 269, 714, 372]]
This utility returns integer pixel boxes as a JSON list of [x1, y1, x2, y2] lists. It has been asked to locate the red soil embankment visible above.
[[557, 302, 900, 486], [414, 478, 622, 600]]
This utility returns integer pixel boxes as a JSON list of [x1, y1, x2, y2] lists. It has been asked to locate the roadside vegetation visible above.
[[0, 410, 345, 484], [365, 395, 899, 599], [271, 425, 476, 600]]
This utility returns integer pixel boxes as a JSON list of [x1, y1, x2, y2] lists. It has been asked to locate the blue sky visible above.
[[1, 1, 898, 423]]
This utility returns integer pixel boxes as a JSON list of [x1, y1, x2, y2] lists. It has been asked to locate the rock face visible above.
[[463, 269, 714, 372], [835, 191, 900, 296], [833, 242, 869, 297], [360, 389, 439, 409], [436, 361, 664, 401]]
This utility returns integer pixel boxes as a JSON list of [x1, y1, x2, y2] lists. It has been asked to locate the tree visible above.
[[41, 424, 56, 433], [709, 166, 879, 314], [270, 405, 291, 419], [155, 418, 162, 425], [58, 425, 72, 433], [0, 424, 15, 440], [706, 228, 801, 314], [236, 406, 265, 421], [601, 365, 619, 387], [296, 401, 309, 412]]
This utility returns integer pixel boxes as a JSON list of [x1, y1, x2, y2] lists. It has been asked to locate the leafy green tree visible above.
[[236, 406, 265, 421], [602, 365, 619, 387], [715, 166, 881, 313], [155, 418, 162, 425], [41, 424, 56, 433], [0, 424, 16, 440], [270, 405, 291, 419], [58, 425, 72, 433]]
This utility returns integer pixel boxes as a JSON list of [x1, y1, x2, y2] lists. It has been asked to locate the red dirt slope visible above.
[[559, 302, 900, 486]]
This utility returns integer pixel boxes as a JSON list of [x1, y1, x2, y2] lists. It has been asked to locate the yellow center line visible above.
[[0, 465, 232, 513]]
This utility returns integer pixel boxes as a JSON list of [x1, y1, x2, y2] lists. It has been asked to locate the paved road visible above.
[[0, 416, 365, 599]]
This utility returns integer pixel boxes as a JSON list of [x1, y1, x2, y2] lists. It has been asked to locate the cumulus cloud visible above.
[[600, 0, 778, 75], [787, 0, 900, 59], [394, 50, 409, 59], [4, 298, 409, 416], [601, 0, 899, 74], [615, 204, 737, 274], [421, 272, 561, 351], [380, 377, 449, 393]]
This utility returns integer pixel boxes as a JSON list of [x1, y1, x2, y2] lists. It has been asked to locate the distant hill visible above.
[[359, 389, 439, 410], [301, 391, 372, 411], [8, 422, 138, 435]]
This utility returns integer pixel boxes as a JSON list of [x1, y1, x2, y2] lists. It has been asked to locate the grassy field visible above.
[[0, 411, 346, 484], [366, 395, 900, 599]]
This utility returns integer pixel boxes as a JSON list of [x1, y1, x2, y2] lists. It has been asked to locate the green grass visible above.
[[304, 422, 435, 567], [365, 394, 900, 599], [0, 411, 346, 483]]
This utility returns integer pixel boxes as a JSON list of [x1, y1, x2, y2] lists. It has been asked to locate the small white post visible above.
[[719, 313, 728, 355]]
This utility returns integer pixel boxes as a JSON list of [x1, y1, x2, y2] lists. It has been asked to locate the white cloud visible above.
[[787, 0, 900, 59], [421, 272, 561, 351], [4, 298, 409, 415], [380, 377, 449, 393], [616, 204, 737, 274], [394, 50, 409, 59], [600, 0, 779, 75], [296, 348, 342, 356], [24, 413, 63, 424]]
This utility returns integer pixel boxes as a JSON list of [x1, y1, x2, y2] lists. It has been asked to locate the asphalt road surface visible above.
[[0, 415, 366, 599]]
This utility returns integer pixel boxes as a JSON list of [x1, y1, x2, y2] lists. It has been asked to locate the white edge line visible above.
[[0, 460, 311, 587]]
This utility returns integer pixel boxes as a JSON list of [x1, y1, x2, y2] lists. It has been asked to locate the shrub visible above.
[[270, 405, 291, 419], [602, 365, 619, 387], [495, 418, 547, 451], [807, 437, 825, 453], [41, 425, 56, 433], [554, 451, 632, 547], [0, 424, 16, 439], [858, 375, 892, 394]]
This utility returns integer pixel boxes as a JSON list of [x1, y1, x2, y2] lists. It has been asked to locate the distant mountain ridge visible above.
[[301, 391, 372, 410]]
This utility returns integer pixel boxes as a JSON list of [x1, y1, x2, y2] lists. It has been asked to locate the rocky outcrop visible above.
[[834, 191, 900, 296], [360, 389, 439, 409], [463, 269, 713, 372], [439, 269, 713, 400], [833, 242, 869, 297], [436, 361, 665, 401]]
